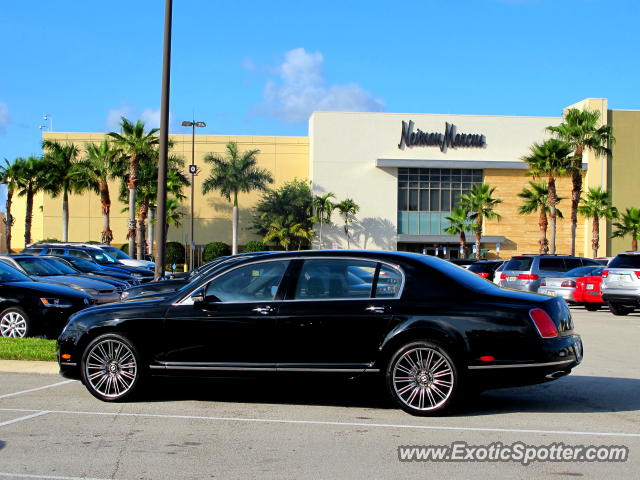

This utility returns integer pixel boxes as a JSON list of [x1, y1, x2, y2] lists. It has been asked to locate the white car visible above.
[[98, 245, 155, 270]]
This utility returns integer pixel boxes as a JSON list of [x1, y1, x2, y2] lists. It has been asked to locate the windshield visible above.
[[88, 250, 119, 265], [15, 257, 72, 276], [62, 257, 100, 272], [101, 246, 130, 260], [504, 257, 533, 271], [0, 261, 32, 282], [563, 266, 602, 277], [608, 254, 640, 269]]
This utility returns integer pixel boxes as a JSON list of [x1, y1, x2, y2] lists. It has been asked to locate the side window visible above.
[[49, 248, 65, 255], [582, 259, 600, 267], [205, 260, 288, 302], [295, 259, 377, 300], [376, 264, 403, 298], [68, 250, 92, 260], [539, 258, 565, 272], [564, 258, 583, 271]]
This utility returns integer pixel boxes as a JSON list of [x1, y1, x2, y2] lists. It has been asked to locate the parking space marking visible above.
[[0, 407, 639, 439], [0, 410, 49, 428], [0, 472, 117, 480], [0, 380, 73, 400]]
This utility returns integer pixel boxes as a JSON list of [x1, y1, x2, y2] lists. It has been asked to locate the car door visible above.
[[276, 258, 402, 372], [159, 259, 290, 369]]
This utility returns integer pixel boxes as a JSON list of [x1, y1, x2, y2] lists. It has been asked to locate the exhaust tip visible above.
[[545, 370, 569, 380]]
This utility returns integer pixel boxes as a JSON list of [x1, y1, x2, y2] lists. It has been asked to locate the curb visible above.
[[0, 360, 59, 375]]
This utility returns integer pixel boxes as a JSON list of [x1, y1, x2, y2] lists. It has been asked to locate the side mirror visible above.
[[191, 288, 205, 305]]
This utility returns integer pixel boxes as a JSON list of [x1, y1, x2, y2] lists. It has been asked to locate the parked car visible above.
[[537, 266, 604, 305], [43, 256, 133, 294], [59, 250, 582, 416], [601, 251, 640, 315], [499, 255, 601, 292], [45, 255, 140, 286], [467, 260, 504, 282], [23, 245, 155, 282], [492, 262, 506, 285], [0, 261, 91, 338], [97, 245, 155, 270], [574, 270, 606, 311], [0, 255, 120, 304]]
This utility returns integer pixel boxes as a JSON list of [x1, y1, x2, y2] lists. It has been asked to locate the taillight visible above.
[[500, 273, 507, 280], [529, 308, 558, 338], [478, 272, 490, 278], [602, 270, 609, 278], [635, 271, 640, 279], [540, 279, 546, 286], [561, 280, 576, 288], [518, 274, 539, 280]]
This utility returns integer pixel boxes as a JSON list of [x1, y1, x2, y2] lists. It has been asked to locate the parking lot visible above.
[[0, 308, 639, 480]]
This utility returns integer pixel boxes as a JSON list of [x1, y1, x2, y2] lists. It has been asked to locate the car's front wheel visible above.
[[584, 304, 601, 312], [0, 307, 31, 338], [386, 341, 460, 415], [81, 333, 144, 402], [608, 302, 634, 316]]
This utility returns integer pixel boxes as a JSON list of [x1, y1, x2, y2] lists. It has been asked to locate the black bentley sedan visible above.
[[0, 261, 91, 338], [58, 251, 583, 415]]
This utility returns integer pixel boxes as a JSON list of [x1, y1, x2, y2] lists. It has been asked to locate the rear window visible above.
[[467, 263, 494, 274], [504, 257, 533, 271], [539, 258, 567, 272], [608, 254, 640, 269]]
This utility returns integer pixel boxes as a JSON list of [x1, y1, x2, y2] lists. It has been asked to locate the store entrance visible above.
[[397, 242, 462, 259]]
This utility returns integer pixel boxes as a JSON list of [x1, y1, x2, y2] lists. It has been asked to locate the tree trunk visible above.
[[538, 209, 548, 254], [592, 216, 599, 259], [319, 218, 323, 249], [99, 182, 113, 245], [232, 191, 239, 255], [62, 187, 69, 242], [475, 216, 482, 259], [5, 189, 13, 253], [344, 223, 350, 249], [548, 176, 557, 254], [459, 231, 466, 259], [570, 147, 584, 256], [148, 208, 155, 257], [137, 203, 148, 260], [128, 153, 138, 258], [633, 238, 638, 251], [24, 185, 34, 246]]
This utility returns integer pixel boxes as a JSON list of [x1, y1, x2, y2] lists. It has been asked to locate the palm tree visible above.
[[264, 220, 313, 251], [517, 181, 564, 254], [312, 192, 336, 248], [202, 142, 274, 254], [522, 139, 574, 254], [612, 208, 640, 251], [547, 108, 616, 255], [444, 207, 476, 258], [76, 140, 121, 244], [0, 158, 23, 252], [108, 118, 159, 256], [41, 140, 83, 242], [578, 187, 618, 258], [335, 198, 359, 248], [15, 156, 47, 246], [457, 183, 502, 259]]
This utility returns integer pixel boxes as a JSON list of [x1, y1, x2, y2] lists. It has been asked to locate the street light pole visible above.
[[181, 119, 205, 271]]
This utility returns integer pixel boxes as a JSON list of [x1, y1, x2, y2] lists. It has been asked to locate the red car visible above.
[[573, 270, 605, 311]]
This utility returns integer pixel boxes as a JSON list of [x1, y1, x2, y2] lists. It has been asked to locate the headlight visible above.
[[40, 298, 73, 308], [120, 291, 130, 300]]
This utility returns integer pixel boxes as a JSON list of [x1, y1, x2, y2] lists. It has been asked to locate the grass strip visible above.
[[0, 337, 57, 361]]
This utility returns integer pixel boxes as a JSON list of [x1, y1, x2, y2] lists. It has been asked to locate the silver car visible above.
[[500, 255, 601, 292], [537, 266, 604, 302], [601, 251, 640, 315]]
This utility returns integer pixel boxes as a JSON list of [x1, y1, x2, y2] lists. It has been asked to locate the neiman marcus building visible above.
[[11, 98, 640, 258]]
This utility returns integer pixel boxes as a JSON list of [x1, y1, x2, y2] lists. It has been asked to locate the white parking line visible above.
[[0, 407, 638, 439], [0, 410, 49, 427], [0, 472, 117, 480], [0, 380, 73, 400]]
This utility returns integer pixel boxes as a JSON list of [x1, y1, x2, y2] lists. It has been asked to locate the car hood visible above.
[[6, 281, 89, 300], [33, 275, 116, 291]]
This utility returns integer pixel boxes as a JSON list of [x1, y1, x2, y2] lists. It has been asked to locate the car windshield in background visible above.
[[0, 261, 31, 282], [43, 259, 80, 275], [608, 254, 640, 269], [63, 257, 101, 272], [505, 257, 533, 271], [563, 266, 603, 277], [15, 257, 67, 276], [89, 250, 119, 264], [467, 263, 498, 274], [417, 256, 495, 292], [101, 246, 130, 260]]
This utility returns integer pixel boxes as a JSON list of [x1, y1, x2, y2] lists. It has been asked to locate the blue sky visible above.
[[0, 0, 638, 164]]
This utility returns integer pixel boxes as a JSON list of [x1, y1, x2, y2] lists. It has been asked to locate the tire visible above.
[[0, 307, 31, 338], [80, 333, 144, 402], [386, 340, 460, 416], [608, 302, 633, 316], [584, 304, 601, 312]]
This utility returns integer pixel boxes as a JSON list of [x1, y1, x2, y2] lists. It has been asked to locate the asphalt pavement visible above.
[[0, 308, 638, 479]]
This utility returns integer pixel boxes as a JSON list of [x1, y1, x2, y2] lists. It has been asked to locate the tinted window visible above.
[[376, 264, 402, 298], [48, 248, 66, 255], [582, 259, 601, 266], [564, 258, 583, 270], [539, 258, 566, 272], [0, 262, 31, 282], [64, 257, 100, 272], [68, 250, 93, 260], [563, 266, 598, 277], [295, 259, 377, 300], [45, 258, 80, 275], [15, 258, 66, 276], [205, 260, 288, 302], [608, 255, 640, 268], [22, 248, 43, 254], [102, 246, 129, 260], [467, 263, 499, 274], [505, 257, 533, 271]]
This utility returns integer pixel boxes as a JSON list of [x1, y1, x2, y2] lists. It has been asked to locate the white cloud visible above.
[[259, 48, 384, 124], [105, 105, 132, 131], [105, 105, 172, 131], [0, 102, 9, 134]]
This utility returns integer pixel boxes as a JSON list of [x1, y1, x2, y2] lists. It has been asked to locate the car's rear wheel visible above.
[[584, 304, 601, 312], [0, 307, 30, 338], [81, 333, 144, 402], [608, 302, 633, 316], [386, 341, 460, 416]]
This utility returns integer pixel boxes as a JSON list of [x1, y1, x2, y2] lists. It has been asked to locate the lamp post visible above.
[[181, 120, 205, 271], [43, 114, 53, 131]]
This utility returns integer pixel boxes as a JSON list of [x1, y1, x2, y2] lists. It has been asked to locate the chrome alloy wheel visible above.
[[392, 347, 454, 411], [84, 338, 138, 399], [0, 311, 28, 338]]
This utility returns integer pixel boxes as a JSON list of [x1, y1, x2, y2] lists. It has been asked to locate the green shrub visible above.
[[166, 242, 185, 265], [242, 240, 268, 252], [85, 240, 100, 244], [38, 238, 60, 243], [120, 243, 129, 255], [203, 242, 231, 262]]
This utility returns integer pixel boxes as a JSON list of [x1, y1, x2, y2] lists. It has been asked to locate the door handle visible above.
[[252, 306, 274, 315], [366, 305, 387, 314]]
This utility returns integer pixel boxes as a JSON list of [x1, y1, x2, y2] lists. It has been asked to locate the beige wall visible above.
[[11, 132, 308, 250]]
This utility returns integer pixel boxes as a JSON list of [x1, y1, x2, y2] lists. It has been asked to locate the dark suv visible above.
[[499, 255, 601, 292]]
